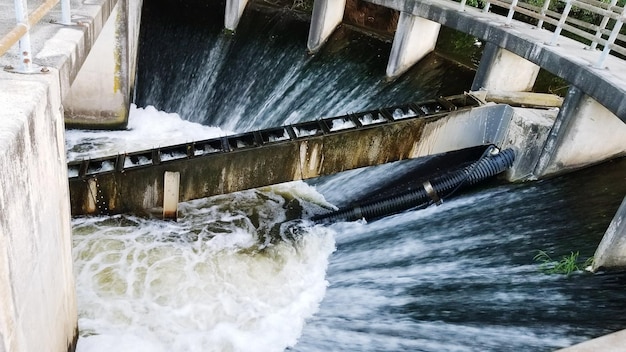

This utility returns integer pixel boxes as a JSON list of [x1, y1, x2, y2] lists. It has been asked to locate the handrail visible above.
[[1, 0, 72, 73], [459, 0, 626, 69]]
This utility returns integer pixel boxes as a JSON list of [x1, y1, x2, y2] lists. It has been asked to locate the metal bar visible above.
[[537, 0, 551, 29], [590, 0, 618, 50], [61, 0, 72, 25], [13, 0, 33, 72], [594, 9, 626, 68], [0, 25, 27, 55], [505, 0, 517, 26], [506, 0, 519, 25], [0, 0, 60, 57], [549, 0, 573, 45], [460, 0, 467, 12]]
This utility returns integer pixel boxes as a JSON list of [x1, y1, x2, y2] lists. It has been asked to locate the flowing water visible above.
[[70, 1, 626, 351]]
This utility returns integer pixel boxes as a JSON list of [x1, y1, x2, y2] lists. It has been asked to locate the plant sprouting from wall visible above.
[[534, 250, 594, 276], [292, 0, 314, 11]]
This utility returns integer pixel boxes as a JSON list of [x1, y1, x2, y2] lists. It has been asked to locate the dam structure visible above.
[[1, 0, 626, 350]]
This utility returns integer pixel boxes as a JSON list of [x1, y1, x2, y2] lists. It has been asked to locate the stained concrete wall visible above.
[[386, 12, 440, 78], [67, 98, 563, 216], [471, 42, 540, 92], [63, 0, 144, 129], [534, 87, 626, 178], [0, 0, 120, 350], [0, 73, 77, 351], [308, 0, 347, 53], [225, 0, 250, 31]]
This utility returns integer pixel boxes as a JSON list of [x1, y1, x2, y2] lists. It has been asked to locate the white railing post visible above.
[[548, 0, 572, 45], [589, 0, 618, 50], [536, 0, 551, 29], [484, 1, 491, 13], [459, 0, 468, 12], [594, 8, 626, 68], [60, 0, 72, 25], [505, 0, 519, 25], [12, 0, 35, 73]]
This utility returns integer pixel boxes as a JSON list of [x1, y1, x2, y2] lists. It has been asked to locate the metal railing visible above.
[[458, 0, 626, 68], [0, 0, 73, 74]]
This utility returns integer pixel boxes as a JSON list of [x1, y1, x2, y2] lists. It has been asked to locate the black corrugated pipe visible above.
[[311, 146, 515, 224]]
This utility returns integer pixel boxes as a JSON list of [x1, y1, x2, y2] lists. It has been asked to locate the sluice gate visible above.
[[68, 94, 513, 217]]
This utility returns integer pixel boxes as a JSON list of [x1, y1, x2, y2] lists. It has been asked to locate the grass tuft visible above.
[[534, 250, 593, 276]]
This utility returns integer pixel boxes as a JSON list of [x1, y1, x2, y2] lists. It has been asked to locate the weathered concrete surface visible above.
[[0, 72, 77, 351], [593, 196, 626, 272], [501, 107, 557, 181], [534, 86, 626, 178], [225, 0, 250, 31], [307, 0, 346, 53], [556, 329, 626, 352], [364, 0, 626, 122], [472, 42, 540, 92], [63, 0, 144, 129], [386, 12, 440, 78], [1, 0, 120, 350]]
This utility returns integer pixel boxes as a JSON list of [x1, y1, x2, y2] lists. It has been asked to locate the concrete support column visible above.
[[307, 0, 346, 53], [471, 42, 540, 92], [386, 12, 440, 79], [534, 86, 626, 178], [225, 0, 249, 31], [63, 0, 143, 129], [593, 195, 626, 272]]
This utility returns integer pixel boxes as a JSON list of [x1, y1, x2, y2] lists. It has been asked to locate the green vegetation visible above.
[[534, 250, 594, 275], [291, 0, 314, 11]]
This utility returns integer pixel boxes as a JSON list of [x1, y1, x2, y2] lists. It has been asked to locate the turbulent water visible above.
[[69, 1, 626, 351]]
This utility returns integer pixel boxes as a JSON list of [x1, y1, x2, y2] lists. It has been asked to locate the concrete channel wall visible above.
[[0, 0, 122, 350], [0, 74, 77, 351]]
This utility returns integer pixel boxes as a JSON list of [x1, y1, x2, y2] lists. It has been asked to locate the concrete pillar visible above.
[[63, 0, 143, 129], [471, 42, 540, 92], [163, 171, 180, 220], [534, 86, 626, 178], [386, 12, 440, 79], [592, 195, 626, 271], [307, 0, 346, 53], [225, 0, 249, 31]]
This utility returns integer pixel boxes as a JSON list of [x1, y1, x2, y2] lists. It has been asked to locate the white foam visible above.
[[68, 106, 338, 352], [65, 105, 231, 161], [73, 187, 337, 352]]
